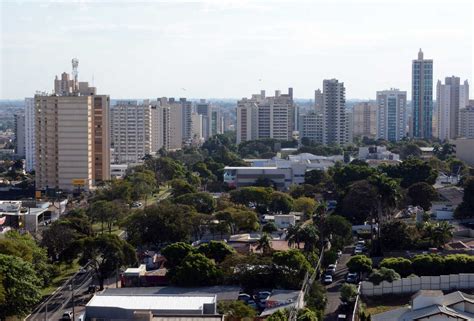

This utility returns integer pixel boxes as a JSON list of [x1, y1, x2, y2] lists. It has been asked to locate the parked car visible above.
[[238, 293, 252, 302], [256, 291, 271, 301], [62, 311, 73, 320], [337, 314, 347, 321], [246, 299, 258, 309], [323, 275, 333, 284], [346, 272, 358, 284]]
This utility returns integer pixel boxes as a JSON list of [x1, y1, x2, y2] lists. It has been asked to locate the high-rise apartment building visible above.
[[191, 112, 203, 141], [196, 100, 223, 139], [314, 89, 323, 113], [412, 49, 433, 139], [157, 98, 192, 150], [25, 98, 35, 172], [436, 77, 469, 140], [376, 89, 407, 142], [459, 103, 474, 138], [300, 112, 323, 144], [352, 102, 377, 138], [14, 114, 26, 158], [35, 64, 110, 191], [236, 88, 296, 144], [322, 79, 348, 145], [111, 100, 153, 164]]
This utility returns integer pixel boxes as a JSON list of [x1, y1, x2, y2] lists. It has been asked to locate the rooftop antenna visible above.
[[72, 58, 79, 93]]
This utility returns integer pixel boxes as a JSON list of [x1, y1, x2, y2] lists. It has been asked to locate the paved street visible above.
[[324, 249, 351, 321]]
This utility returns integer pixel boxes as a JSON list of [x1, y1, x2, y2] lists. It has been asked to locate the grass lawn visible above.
[[41, 261, 80, 297], [362, 294, 410, 315]]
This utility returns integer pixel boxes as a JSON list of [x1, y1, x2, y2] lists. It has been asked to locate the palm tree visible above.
[[313, 201, 328, 250], [300, 224, 319, 253], [256, 233, 272, 255], [431, 221, 454, 248], [286, 224, 303, 249]]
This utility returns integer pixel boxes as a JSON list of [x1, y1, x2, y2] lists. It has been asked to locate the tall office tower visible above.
[[314, 89, 323, 113], [376, 89, 407, 142], [111, 100, 153, 164], [300, 112, 323, 144], [352, 102, 377, 138], [436, 77, 469, 140], [459, 104, 474, 138], [157, 98, 192, 150], [412, 49, 433, 139], [35, 66, 110, 191], [322, 79, 348, 145], [237, 88, 296, 144], [25, 98, 35, 172], [14, 114, 26, 158]]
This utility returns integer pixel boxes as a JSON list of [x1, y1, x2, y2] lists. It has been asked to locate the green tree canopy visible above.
[[262, 222, 278, 234], [455, 177, 474, 218], [273, 249, 313, 289], [294, 197, 317, 216], [217, 300, 256, 318], [380, 257, 413, 277], [269, 191, 294, 214], [229, 186, 272, 210], [161, 242, 196, 268], [408, 182, 438, 210], [215, 207, 260, 234], [340, 283, 358, 303], [304, 169, 330, 186], [381, 158, 438, 188], [368, 267, 401, 285], [341, 180, 378, 224], [172, 253, 222, 286], [347, 255, 373, 274], [198, 241, 235, 263], [400, 143, 422, 160], [333, 164, 376, 189], [380, 221, 414, 251], [0, 254, 42, 318], [170, 178, 197, 198], [175, 192, 217, 214]]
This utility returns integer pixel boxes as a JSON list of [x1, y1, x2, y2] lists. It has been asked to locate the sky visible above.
[[0, 0, 473, 100]]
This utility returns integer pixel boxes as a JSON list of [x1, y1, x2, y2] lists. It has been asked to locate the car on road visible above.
[[131, 202, 143, 208], [326, 263, 337, 275], [337, 314, 347, 321], [256, 291, 271, 301], [62, 311, 73, 320], [345, 272, 358, 284], [323, 275, 333, 284], [238, 293, 252, 302]]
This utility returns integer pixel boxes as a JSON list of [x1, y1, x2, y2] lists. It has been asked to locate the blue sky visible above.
[[1, 0, 473, 99]]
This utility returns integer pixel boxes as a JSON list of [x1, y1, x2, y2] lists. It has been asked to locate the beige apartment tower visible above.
[[352, 102, 377, 138], [35, 66, 110, 191]]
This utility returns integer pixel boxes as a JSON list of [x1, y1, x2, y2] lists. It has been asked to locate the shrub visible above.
[[379, 257, 413, 277], [340, 283, 358, 303], [347, 255, 373, 274], [411, 254, 445, 276], [368, 267, 401, 285]]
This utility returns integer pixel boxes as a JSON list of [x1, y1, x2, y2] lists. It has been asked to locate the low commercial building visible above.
[[372, 290, 474, 321], [0, 200, 50, 233], [431, 186, 464, 220], [452, 138, 474, 166], [223, 153, 343, 190], [358, 146, 400, 161], [84, 293, 222, 321]]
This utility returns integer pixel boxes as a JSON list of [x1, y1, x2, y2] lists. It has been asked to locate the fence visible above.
[[361, 273, 474, 296]]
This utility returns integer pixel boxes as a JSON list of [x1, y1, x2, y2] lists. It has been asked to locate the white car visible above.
[[323, 275, 333, 284]]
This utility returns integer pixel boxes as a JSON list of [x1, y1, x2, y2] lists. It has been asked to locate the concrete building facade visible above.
[[322, 79, 348, 145], [352, 102, 377, 138], [25, 98, 35, 172], [157, 98, 192, 150], [376, 89, 407, 142], [436, 77, 469, 140], [14, 114, 25, 158], [299, 112, 323, 144], [111, 100, 153, 164], [35, 72, 110, 191], [412, 49, 433, 139], [459, 105, 474, 138]]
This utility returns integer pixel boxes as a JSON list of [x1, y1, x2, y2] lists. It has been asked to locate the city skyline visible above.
[[1, 0, 473, 100]]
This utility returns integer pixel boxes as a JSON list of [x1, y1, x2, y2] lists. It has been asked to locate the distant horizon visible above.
[[1, 1, 473, 99]]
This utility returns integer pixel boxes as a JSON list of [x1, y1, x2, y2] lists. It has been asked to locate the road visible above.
[[324, 249, 351, 321]]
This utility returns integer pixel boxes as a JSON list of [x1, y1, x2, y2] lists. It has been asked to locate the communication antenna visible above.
[[72, 58, 79, 93]]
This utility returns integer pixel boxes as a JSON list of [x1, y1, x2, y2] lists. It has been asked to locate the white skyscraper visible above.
[[436, 77, 469, 140], [322, 79, 348, 145], [25, 98, 35, 172], [236, 88, 296, 144], [376, 89, 407, 142], [111, 100, 154, 164], [157, 98, 192, 150]]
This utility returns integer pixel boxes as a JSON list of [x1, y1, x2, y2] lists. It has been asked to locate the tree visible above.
[[273, 249, 313, 289], [256, 233, 272, 255], [217, 300, 256, 318], [267, 309, 289, 321], [144, 156, 187, 183], [175, 192, 217, 214], [368, 267, 401, 285], [455, 177, 474, 218], [380, 257, 413, 277], [95, 179, 132, 203], [304, 170, 329, 186], [89, 200, 125, 233], [382, 158, 438, 188], [229, 186, 272, 210], [286, 224, 304, 249], [294, 197, 316, 216], [41, 221, 77, 262], [341, 180, 378, 224], [162, 242, 196, 268], [269, 192, 294, 214], [215, 207, 259, 233], [198, 241, 235, 263], [305, 281, 327, 311], [411, 254, 445, 276], [0, 254, 42, 318], [299, 224, 319, 253], [170, 178, 197, 198], [380, 221, 413, 251], [323, 215, 352, 247], [172, 253, 222, 286], [262, 222, 278, 234], [347, 255, 372, 274], [400, 143, 422, 160], [333, 164, 376, 189], [430, 221, 454, 248], [78, 234, 137, 290], [340, 283, 358, 303], [126, 169, 157, 203], [297, 308, 318, 321], [289, 184, 317, 199], [254, 176, 275, 188], [433, 143, 455, 160], [125, 202, 194, 246], [408, 182, 438, 210]]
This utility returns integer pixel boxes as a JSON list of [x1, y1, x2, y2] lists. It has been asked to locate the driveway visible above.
[[324, 248, 352, 321]]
